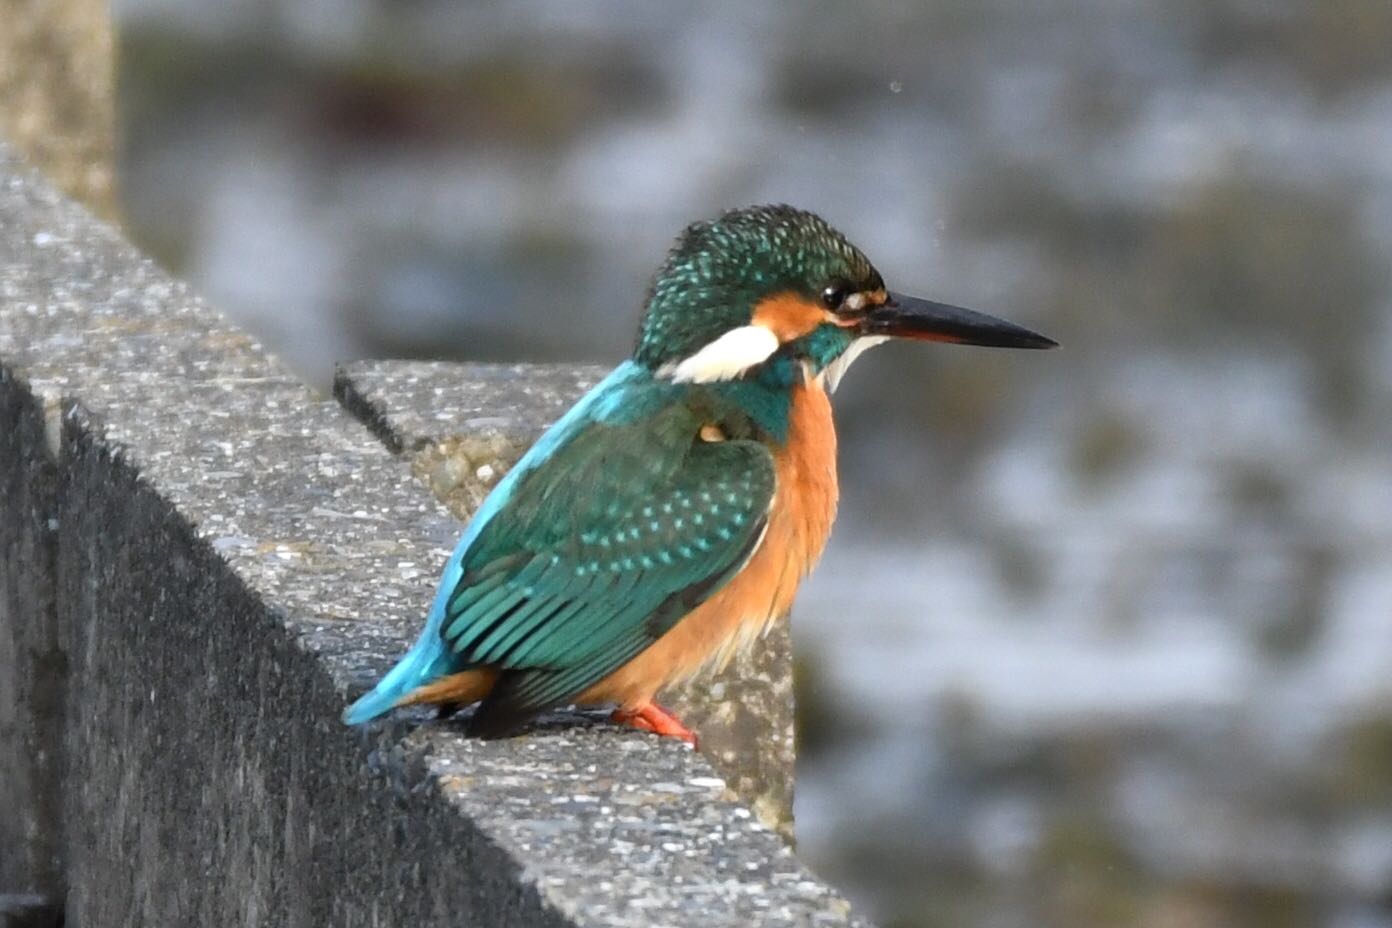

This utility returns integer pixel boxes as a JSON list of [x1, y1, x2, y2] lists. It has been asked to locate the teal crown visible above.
[[633, 205, 883, 370]]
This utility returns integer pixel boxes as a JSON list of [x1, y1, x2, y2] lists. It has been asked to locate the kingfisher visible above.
[[344, 205, 1055, 744]]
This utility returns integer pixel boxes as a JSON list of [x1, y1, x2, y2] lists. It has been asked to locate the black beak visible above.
[[862, 292, 1057, 349]]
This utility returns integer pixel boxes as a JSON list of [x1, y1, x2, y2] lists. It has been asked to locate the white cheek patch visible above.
[[659, 325, 781, 384], [821, 335, 889, 393]]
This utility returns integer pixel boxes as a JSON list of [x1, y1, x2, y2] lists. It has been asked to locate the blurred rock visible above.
[[0, 0, 116, 218]]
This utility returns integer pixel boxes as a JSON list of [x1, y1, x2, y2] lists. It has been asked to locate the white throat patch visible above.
[[658, 325, 781, 384], [820, 335, 889, 393]]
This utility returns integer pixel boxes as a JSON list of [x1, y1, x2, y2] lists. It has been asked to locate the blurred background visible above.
[[111, 1, 1392, 926]]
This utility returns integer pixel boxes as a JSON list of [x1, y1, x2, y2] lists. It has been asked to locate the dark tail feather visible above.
[[464, 670, 556, 739]]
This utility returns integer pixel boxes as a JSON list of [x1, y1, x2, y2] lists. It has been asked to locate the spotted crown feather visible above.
[[634, 205, 881, 370]]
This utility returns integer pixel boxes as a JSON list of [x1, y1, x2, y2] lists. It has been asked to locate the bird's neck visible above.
[[637, 334, 848, 445], [703, 361, 824, 446]]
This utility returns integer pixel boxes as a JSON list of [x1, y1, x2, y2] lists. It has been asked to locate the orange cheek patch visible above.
[[752, 292, 833, 342]]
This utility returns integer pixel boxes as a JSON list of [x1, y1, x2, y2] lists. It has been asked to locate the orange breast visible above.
[[578, 378, 839, 709]]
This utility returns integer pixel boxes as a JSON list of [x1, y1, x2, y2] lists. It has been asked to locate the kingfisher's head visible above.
[[634, 205, 1054, 389]]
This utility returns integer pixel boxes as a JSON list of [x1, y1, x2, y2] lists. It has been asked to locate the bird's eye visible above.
[[821, 283, 850, 309]]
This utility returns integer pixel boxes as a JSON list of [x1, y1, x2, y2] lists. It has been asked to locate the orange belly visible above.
[[577, 377, 839, 708], [401, 377, 840, 714]]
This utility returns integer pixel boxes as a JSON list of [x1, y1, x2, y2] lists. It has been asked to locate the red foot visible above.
[[611, 702, 699, 748]]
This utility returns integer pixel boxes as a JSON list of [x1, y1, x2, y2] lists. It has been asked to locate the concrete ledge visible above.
[[0, 144, 864, 925], [336, 360, 797, 835]]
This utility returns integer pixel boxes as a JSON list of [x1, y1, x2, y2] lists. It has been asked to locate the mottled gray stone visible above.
[[336, 360, 798, 837], [0, 370, 62, 905], [0, 144, 865, 926], [336, 361, 607, 458]]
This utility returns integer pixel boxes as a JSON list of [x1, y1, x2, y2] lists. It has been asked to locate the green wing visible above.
[[442, 396, 775, 736]]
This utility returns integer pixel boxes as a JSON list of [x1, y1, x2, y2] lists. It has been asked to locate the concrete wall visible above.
[[0, 146, 864, 926], [0, 368, 62, 922]]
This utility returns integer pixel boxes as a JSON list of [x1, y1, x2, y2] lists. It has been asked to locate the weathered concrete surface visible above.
[[0, 369, 62, 907], [0, 144, 865, 925], [0, 0, 116, 218], [336, 360, 799, 837]]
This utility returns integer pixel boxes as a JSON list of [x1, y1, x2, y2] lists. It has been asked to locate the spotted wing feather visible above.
[[438, 400, 775, 737]]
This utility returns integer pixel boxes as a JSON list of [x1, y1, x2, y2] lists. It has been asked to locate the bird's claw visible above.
[[611, 702, 699, 748]]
